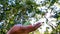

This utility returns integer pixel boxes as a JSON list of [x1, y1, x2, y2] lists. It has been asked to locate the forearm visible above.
[[7, 29, 13, 34]]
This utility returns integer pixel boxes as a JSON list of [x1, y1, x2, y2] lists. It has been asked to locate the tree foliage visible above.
[[0, 0, 60, 34]]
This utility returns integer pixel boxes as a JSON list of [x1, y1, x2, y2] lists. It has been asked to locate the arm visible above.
[[7, 27, 15, 34], [7, 24, 22, 34], [7, 22, 43, 34]]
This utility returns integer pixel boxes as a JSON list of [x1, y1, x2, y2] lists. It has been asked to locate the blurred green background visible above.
[[0, 0, 60, 34]]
